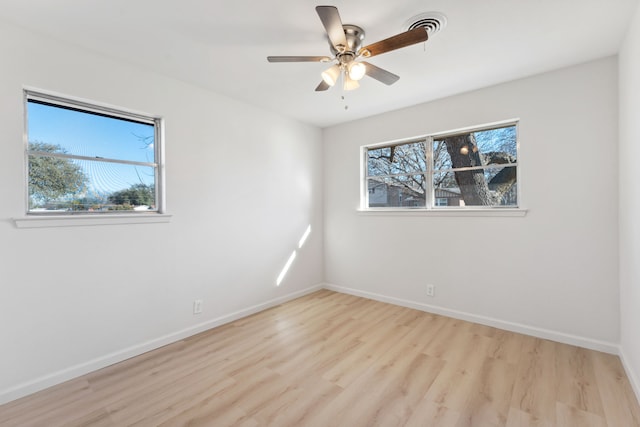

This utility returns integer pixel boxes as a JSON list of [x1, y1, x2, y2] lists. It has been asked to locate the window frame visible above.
[[360, 120, 521, 213], [22, 89, 166, 219]]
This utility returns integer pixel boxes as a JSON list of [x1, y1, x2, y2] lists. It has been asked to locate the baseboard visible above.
[[0, 283, 323, 406], [619, 346, 640, 405], [323, 283, 619, 354]]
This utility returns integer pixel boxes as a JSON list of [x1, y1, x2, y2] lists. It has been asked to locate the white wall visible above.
[[323, 57, 620, 350], [0, 21, 324, 403], [619, 1, 640, 399]]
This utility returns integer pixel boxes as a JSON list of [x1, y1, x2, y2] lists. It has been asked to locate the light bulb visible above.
[[321, 65, 341, 87], [348, 62, 366, 81]]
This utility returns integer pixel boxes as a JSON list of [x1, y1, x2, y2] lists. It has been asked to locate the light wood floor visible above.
[[1, 290, 639, 427]]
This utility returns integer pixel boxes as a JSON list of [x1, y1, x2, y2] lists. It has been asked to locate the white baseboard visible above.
[[323, 283, 619, 354], [0, 284, 323, 406], [619, 346, 640, 405]]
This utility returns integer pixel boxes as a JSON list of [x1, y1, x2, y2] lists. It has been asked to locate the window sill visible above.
[[357, 208, 527, 217], [13, 213, 172, 228]]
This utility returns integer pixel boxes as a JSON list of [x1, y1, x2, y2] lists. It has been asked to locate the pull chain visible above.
[[340, 70, 349, 110]]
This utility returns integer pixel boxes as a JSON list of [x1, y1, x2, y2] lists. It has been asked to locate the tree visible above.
[[367, 141, 427, 206], [28, 141, 88, 207], [108, 183, 155, 208], [439, 129, 516, 206]]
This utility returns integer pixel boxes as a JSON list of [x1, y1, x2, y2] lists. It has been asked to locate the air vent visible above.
[[404, 12, 447, 36]]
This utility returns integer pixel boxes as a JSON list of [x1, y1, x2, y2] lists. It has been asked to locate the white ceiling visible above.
[[1, 0, 637, 127]]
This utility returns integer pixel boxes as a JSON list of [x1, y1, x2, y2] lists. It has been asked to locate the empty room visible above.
[[1, 0, 640, 426]]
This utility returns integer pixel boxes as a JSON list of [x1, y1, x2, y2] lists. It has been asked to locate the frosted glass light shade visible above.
[[321, 65, 341, 86], [343, 74, 360, 91]]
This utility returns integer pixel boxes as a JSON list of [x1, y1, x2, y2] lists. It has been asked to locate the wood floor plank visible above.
[[318, 351, 443, 427], [253, 376, 342, 427], [421, 317, 472, 359], [422, 330, 493, 413], [0, 379, 95, 427], [455, 357, 517, 427], [591, 350, 640, 426], [555, 402, 607, 427], [505, 407, 554, 427], [488, 329, 527, 365], [555, 344, 605, 417], [510, 337, 558, 424], [1, 290, 639, 426], [157, 367, 278, 426], [321, 321, 412, 388], [106, 366, 235, 425], [404, 400, 462, 427]]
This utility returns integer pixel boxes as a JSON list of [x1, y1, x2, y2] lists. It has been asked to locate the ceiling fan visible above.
[[267, 5, 429, 92]]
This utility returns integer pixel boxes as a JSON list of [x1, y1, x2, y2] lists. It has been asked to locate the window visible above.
[[435, 197, 448, 207], [25, 90, 163, 215], [363, 122, 518, 209]]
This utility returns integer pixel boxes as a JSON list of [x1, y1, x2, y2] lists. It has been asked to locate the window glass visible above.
[[366, 140, 427, 208], [364, 123, 518, 209], [367, 175, 426, 208], [367, 141, 427, 176], [25, 92, 162, 214], [432, 125, 517, 208]]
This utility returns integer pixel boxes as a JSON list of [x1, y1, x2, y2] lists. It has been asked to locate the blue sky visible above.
[[28, 101, 156, 196]]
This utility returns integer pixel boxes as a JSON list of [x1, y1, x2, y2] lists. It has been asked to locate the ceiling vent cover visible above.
[[405, 12, 447, 36]]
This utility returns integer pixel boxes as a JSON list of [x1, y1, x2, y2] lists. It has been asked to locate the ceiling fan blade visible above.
[[316, 6, 347, 52], [267, 56, 331, 62], [361, 62, 400, 85], [359, 27, 428, 58], [315, 80, 331, 91]]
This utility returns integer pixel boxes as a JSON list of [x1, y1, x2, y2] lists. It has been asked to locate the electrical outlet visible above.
[[426, 284, 435, 297], [193, 299, 203, 314]]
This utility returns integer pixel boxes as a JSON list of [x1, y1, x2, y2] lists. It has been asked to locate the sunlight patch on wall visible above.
[[276, 225, 312, 286], [276, 251, 297, 286], [298, 225, 312, 248]]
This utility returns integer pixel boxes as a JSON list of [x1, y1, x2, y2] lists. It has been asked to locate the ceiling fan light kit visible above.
[[267, 5, 439, 92]]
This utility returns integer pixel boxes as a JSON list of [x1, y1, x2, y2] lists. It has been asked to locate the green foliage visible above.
[[108, 183, 155, 208], [28, 141, 88, 206]]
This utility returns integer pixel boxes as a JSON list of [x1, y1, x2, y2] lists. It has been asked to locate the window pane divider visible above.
[[27, 150, 158, 168], [426, 136, 434, 209], [367, 172, 427, 180], [434, 162, 518, 174]]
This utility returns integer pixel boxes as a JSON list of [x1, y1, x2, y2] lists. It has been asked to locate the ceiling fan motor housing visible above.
[[329, 24, 365, 63]]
